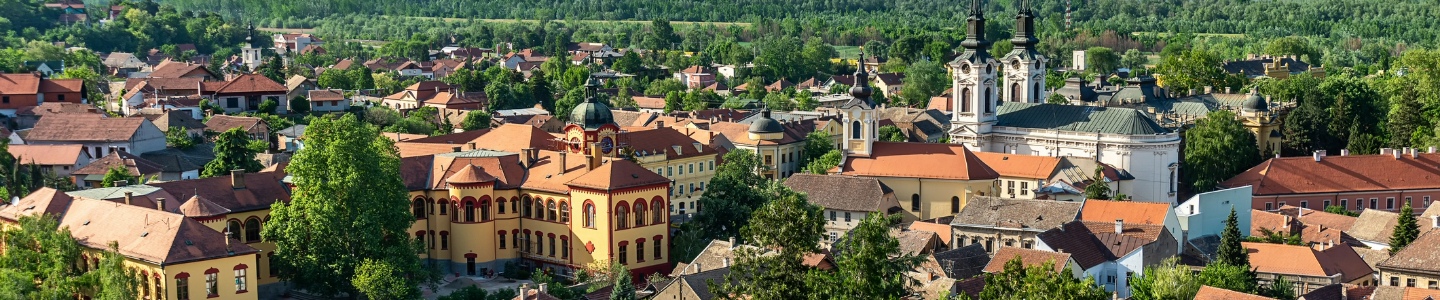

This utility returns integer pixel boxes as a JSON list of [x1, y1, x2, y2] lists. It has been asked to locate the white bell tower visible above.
[[949, 0, 999, 142], [241, 23, 263, 71], [840, 52, 879, 157], [1002, 0, 1048, 104]]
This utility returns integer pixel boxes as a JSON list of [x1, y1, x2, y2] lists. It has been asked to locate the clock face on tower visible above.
[[599, 137, 615, 154]]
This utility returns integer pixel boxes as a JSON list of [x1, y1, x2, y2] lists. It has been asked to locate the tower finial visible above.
[[583, 76, 599, 103], [971, 0, 983, 16]]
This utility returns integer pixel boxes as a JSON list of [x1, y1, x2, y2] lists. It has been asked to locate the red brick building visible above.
[[1221, 149, 1440, 214]]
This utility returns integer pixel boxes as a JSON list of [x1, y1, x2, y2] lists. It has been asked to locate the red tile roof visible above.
[[148, 62, 213, 79], [204, 115, 265, 134], [27, 115, 149, 142], [149, 171, 291, 213], [972, 152, 1061, 179], [8, 144, 87, 166], [0, 73, 41, 94], [1244, 242, 1373, 282], [984, 246, 1071, 274], [1081, 200, 1172, 226], [566, 158, 670, 191], [38, 78, 83, 93], [214, 73, 287, 94], [308, 89, 345, 101], [1194, 286, 1275, 300], [446, 164, 497, 184], [1221, 153, 1440, 195], [177, 194, 231, 218], [841, 142, 1000, 180], [71, 149, 165, 177]]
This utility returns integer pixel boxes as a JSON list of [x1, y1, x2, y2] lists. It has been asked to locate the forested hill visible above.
[[155, 0, 1440, 42]]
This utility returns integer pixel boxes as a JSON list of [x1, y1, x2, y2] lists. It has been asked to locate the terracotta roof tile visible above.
[[1251, 209, 1297, 236], [1221, 154, 1440, 195], [565, 158, 669, 191], [38, 78, 82, 93], [1281, 206, 1358, 232], [204, 115, 265, 134], [1081, 199, 1171, 225], [148, 171, 291, 213], [308, 89, 345, 101], [908, 220, 954, 245], [177, 194, 231, 217], [1347, 209, 1404, 243], [1037, 222, 1116, 269], [896, 231, 939, 256], [971, 152, 1061, 180], [446, 163, 497, 184], [619, 127, 718, 161], [952, 197, 1081, 231], [71, 149, 165, 177], [0, 187, 75, 221], [8, 144, 87, 165], [148, 62, 212, 79], [984, 246, 1071, 274], [215, 73, 287, 94], [842, 142, 1000, 180], [783, 173, 898, 212], [1379, 230, 1440, 273], [28, 115, 149, 142], [1244, 242, 1373, 281], [0, 73, 41, 94], [1194, 286, 1275, 300], [634, 96, 666, 109]]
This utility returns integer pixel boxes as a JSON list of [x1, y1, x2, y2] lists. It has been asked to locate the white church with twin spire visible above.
[[947, 0, 1181, 204]]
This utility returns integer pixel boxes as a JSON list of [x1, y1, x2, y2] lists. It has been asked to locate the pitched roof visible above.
[[18, 102, 103, 117], [204, 115, 265, 133], [27, 115, 148, 142], [1081, 199, 1172, 225], [1220, 153, 1440, 195], [971, 152, 1062, 179], [39, 78, 82, 93], [897, 230, 939, 255], [984, 246, 1071, 274], [148, 62, 213, 79], [842, 142, 1000, 180], [1346, 209, 1404, 243], [909, 220, 954, 245], [65, 199, 257, 265], [214, 73, 287, 94], [0, 73, 41, 94], [148, 171, 291, 213], [1194, 286, 1275, 300], [951, 197, 1081, 231], [933, 244, 991, 279], [995, 102, 1169, 135], [466, 124, 560, 153], [1368, 286, 1440, 300], [72, 149, 165, 177], [618, 127, 718, 161], [141, 109, 205, 130], [1037, 221, 1160, 269], [446, 164, 498, 184], [782, 174, 898, 212], [177, 194, 231, 217], [1299, 283, 1346, 300], [1245, 242, 1374, 282], [1251, 209, 1296, 236], [8, 144, 87, 165], [0, 187, 75, 221], [1379, 230, 1440, 273], [565, 159, 670, 191], [1281, 206, 1358, 232], [308, 89, 344, 101]]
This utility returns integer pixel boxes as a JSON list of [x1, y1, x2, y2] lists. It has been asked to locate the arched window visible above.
[[511, 197, 519, 213], [633, 201, 648, 227], [522, 197, 533, 218], [244, 218, 261, 242], [534, 200, 544, 220], [911, 194, 921, 212], [547, 200, 557, 221], [498, 199, 507, 214], [464, 201, 475, 222], [951, 196, 961, 213], [851, 120, 862, 139], [226, 220, 243, 242], [412, 199, 426, 219], [438, 200, 448, 215], [1032, 83, 1042, 103], [480, 200, 492, 221], [984, 88, 994, 113], [651, 198, 665, 225], [615, 203, 630, 230], [559, 202, 570, 224], [961, 88, 972, 113], [584, 203, 596, 228]]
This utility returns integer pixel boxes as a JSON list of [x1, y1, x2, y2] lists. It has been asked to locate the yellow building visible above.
[[619, 126, 720, 217], [1, 188, 261, 300], [404, 79, 673, 278], [1238, 89, 1283, 154]]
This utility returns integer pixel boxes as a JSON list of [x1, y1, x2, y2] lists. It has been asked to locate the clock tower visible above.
[[948, 0, 1000, 148], [1002, 0, 1047, 104], [564, 77, 619, 156]]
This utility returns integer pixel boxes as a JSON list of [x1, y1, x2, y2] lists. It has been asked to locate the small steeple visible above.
[[960, 0, 992, 57], [583, 76, 600, 103], [1011, 0, 1039, 50], [850, 51, 875, 105]]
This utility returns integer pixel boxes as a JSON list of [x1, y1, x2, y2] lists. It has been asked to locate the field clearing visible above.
[[1131, 31, 1245, 39]]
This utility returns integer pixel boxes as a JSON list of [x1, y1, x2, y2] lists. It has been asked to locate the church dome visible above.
[[748, 110, 783, 134], [569, 77, 614, 130], [1241, 89, 1269, 112]]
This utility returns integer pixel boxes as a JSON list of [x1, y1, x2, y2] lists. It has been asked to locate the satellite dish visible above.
[[11, 196, 19, 205]]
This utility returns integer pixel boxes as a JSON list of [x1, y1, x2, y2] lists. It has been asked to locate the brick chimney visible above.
[[230, 170, 246, 189], [557, 151, 567, 175], [1114, 219, 1123, 234], [156, 197, 166, 212], [124, 191, 134, 206]]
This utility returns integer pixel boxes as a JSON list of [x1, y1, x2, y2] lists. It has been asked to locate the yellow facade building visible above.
[[1238, 89, 1283, 155]]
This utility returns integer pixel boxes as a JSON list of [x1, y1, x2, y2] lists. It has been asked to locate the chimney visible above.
[[538, 283, 548, 294], [124, 192, 134, 206], [1430, 146, 1436, 154], [655, 120, 665, 129], [557, 151, 567, 174], [1413, 148, 1420, 159], [584, 154, 595, 171], [521, 147, 534, 168], [1394, 150, 1402, 160], [156, 197, 166, 212], [1204, 86, 1213, 94], [231, 170, 246, 189], [1114, 219, 1124, 234], [1313, 150, 1323, 162], [1282, 216, 1291, 229], [224, 228, 232, 253], [1225, 87, 1232, 94], [723, 257, 730, 267], [113, 180, 128, 187], [587, 143, 602, 171], [728, 237, 736, 249], [1341, 149, 1349, 156], [518, 283, 529, 299], [1432, 215, 1438, 229], [467, 142, 476, 150], [1381, 148, 1392, 155]]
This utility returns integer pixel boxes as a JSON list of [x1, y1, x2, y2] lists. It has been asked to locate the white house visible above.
[[23, 116, 167, 157], [1037, 220, 1180, 298]]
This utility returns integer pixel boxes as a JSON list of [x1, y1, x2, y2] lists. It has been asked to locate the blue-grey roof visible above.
[[996, 102, 1170, 135], [67, 185, 165, 200], [437, 149, 514, 158], [1139, 99, 1216, 119]]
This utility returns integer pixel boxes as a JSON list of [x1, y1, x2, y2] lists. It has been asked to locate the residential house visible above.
[[70, 149, 167, 187], [651, 267, 731, 300], [1369, 286, 1440, 300], [299, 45, 326, 55], [983, 246, 1083, 279], [140, 147, 211, 182], [951, 196, 1081, 254], [783, 173, 902, 246], [307, 89, 351, 112], [209, 74, 288, 114], [1378, 228, 1440, 290], [140, 109, 206, 137], [1222, 55, 1324, 79], [874, 73, 904, 97], [1253, 208, 1353, 247], [714, 63, 750, 79], [7, 144, 92, 177], [285, 75, 315, 101], [1194, 286, 1276, 300], [696, 113, 811, 179], [875, 107, 951, 143], [24, 115, 167, 157], [674, 66, 716, 90], [205, 115, 270, 145], [1082, 199, 1184, 248], [14, 102, 103, 129], [0, 73, 84, 116], [933, 244, 992, 280], [44, 0, 87, 24], [1221, 150, 1440, 214], [380, 81, 457, 110], [1174, 186, 1255, 261], [1245, 242, 1375, 293], [502, 49, 549, 69], [633, 95, 667, 113], [276, 125, 306, 152], [149, 61, 218, 80], [620, 127, 720, 219], [394, 61, 434, 79], [272, 33, 324, 54], [1035, 220, 1180, 298], [0, 188, 261, 300], [835, 141, 1003, 220], [102, 52, 148, 76], [971, 152, 1061, 200], [424, 91, 487, 113], [23, 61, 64, 77], [567, 43, 613, 55]]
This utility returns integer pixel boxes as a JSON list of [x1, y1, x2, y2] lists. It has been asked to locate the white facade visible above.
[[961, 128, 1180, 203], [1001, 57, 1046, 103], [1174, 186, 1254, 240]]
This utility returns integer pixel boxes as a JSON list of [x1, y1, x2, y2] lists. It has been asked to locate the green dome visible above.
[[1241, 89, 1269, 113], [569, 77, 615, 130]]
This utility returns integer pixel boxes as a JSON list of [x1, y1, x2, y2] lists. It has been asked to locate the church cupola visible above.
[[840, 51, 880, 157], [563, 76, 620, 155]]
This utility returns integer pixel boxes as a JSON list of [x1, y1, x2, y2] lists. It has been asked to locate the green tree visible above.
[[613, 51, 643, 74], [1083, 167, 1111, 200], [1264, 36, 1320, 64], [899, 58, 947, 107], [166, 127, 197, 149], [258, 99, 279, 114], [795, 92, 818, 111], [978, 259, 1109, 300], [100, 166, 137, 187], [646, 79, 686, 97], [684, 150, 763, 245], [1262, 275, 1297, 300], [717, 182, 826, 300], [290, 96, 311, 114], [1086, 47, 1121, 75], [1155, 49, 1226, 97], [1216, 208, 1249, 268], [1129, 258, 1202, 300], [202, 128, 263, 178], [262, 115, 436, 297], [612, 88, 638, 109], [802, 131, 835, 165], [663, 91, 682, 114], [352, 259, 422, 299], [1047, 93, 1069, 104], [1184, 111, 1261, 192], [0, 214, 136, 299], [878, 125, 906, 142], [805, 150, 843, 174], [823, 213, 925, 298], [1121, 49, 1148, 71], [1391, 202, 1420, 254], [609, 263, 636, 300], [318, 68, 353, 89], [1325, 205, 1359, 217], [1197, 262, 1258, 294], [461, 110, 493, 131]]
